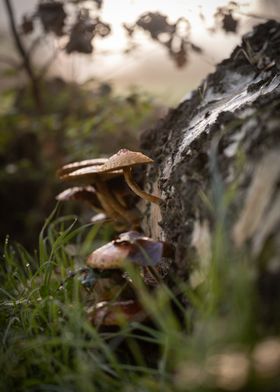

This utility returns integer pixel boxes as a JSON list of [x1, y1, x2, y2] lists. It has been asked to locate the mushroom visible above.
[[57, 158, 107, 177], [87, 231, 174, 286], [59, 165, 121, 184], [87, 238, 137, 270], [84, 232, 174, 326], [82, 233, 156, 301], [90, 212, 110, 225], [58, 163, 139, 225], [99, 149, 161, 204], [56, 186, 103, 211], [59, 232, 173, 325], [87, 231, 165, 269], [87, 299, 146, 326]]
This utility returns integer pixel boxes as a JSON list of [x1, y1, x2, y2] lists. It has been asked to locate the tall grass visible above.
[[0, 189, 279, 391]]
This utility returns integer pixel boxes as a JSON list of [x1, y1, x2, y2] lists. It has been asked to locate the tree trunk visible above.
[[140, 21, 280, 320]]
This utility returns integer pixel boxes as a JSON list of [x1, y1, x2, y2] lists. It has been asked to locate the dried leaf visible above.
[[222, 13, 239, 33], [214, 2, 239, 34], [66, 12, 111, 54], [136, 12, 175, 40], [21, 15, 34, 35], [37, 1, 66, 36]]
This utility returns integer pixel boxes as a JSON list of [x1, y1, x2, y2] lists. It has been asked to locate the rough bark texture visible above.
[[140, 20, 280, 295]]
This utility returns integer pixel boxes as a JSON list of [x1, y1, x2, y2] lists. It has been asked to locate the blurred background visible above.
[[0, 0, 279, 248]]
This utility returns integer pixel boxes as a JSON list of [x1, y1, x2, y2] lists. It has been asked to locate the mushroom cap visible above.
[[90, 212, 110, 225], [55, 185, 95, 201], [87, 299, 145, 326], [57, 158, 107, 177], [99, 149, 154, 172], [87, 231, 164, 269], [87, 241, 132, 269], [56, 186, 102, 208], [59, 165, 122, 184], [114, 231, 150, 244]]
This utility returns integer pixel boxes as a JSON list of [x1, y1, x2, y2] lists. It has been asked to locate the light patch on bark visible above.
[[252, 191, 280, 256], [233, 150, 280, 247], [190, 219, 211, 288]]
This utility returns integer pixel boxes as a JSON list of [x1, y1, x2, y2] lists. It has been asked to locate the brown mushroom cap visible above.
[[87, 299, 146, 326], [56, 156, 142, 224], [97, 149, 161, 204], [87, 241, 132, 269], [114, 231, 150, 244], [57, 158, 107, 177], [87, 231, 166, 270], [56, 186, 102, 210], [59, 165, 122, 184], [99, 149, 154, 172]]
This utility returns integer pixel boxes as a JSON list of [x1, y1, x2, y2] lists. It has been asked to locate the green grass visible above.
[[1, 196, 280, 392]]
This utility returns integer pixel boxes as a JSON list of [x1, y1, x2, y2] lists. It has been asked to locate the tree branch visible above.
[[3, 0, 42, 110]]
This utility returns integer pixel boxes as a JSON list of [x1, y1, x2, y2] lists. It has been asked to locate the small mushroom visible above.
[[87, 299, 146, 326], [58, 164, 139, 224], [57, 158, 107, 177], [87, 232, 174, 287], [56, 186, 103, 211], [87, 239, 136, 270], [87, 231, 166, 270], [60, 165, 122, 184], [99, 149, 161, 204]]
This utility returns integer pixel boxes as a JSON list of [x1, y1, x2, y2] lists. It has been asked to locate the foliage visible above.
[[21, 0, 109, 54]]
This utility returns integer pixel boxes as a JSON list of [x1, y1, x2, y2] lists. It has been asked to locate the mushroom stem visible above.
[[123, 167, 161, 204], [115, 190, 127, 207], [95, 181, 120, 220], [96, 180, 139, 224]]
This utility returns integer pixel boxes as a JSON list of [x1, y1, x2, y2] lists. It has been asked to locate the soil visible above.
[[140, 21, 280, 286]]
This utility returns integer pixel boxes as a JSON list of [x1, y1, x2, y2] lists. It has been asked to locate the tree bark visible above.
[[140, 21, 280, 320]]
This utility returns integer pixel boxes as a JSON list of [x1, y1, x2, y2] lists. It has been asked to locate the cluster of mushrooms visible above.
[[56, 149, 173, 327], [57, 149, 160, 227]]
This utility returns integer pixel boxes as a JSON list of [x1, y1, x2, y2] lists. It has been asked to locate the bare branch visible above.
[[3, 0, 42, 110]]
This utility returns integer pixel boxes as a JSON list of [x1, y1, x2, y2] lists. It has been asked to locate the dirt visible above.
[[140, 20, 280, 282]]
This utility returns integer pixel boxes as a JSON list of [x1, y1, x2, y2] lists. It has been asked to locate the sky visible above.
[[0, 0, 278, 103]]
